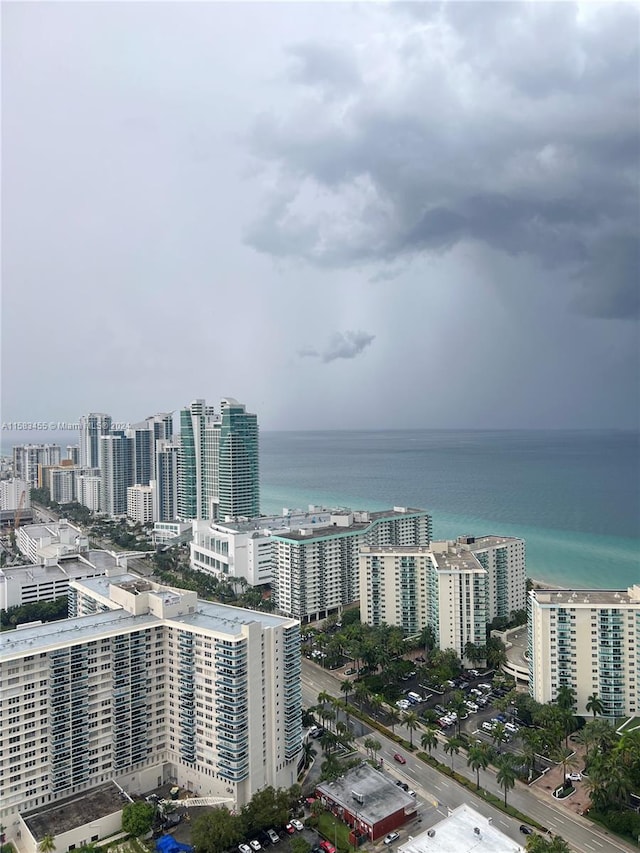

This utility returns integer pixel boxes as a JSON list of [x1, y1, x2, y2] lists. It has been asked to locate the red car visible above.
[[319, 844, 336, 853], [285, 825, 295, 835], [393, 753, 406, 764]]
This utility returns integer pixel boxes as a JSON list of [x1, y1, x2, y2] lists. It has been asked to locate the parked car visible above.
[[291, 820, 304, 832], [519, 826, 533, 835], [250, 842, 262, 852], [384, 833, 400, 846], [319, 843, 336, 853], [285, 824, 295, 835], [393, 753, 407, 764], [239, 845, 251, 853], [268, 830, 280, 844], [408, 790, 416, 798], [478, 683, 492, 691], [345, 668, 356, 675], [567, 772, 583, 782]]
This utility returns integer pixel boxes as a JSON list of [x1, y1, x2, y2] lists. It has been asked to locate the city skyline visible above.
[[2, 2, 639, 431]]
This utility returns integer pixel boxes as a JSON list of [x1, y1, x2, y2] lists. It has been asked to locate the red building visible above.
[[316, 763, 418, 842]]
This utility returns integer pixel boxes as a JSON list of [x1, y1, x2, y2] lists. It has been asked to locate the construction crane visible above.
[[14, 490, 26, 530]]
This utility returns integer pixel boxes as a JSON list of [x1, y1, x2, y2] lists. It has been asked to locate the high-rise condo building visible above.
[[0, 575, 302, 841], [154, 439, 180, 522], [12, 445, 61, 488], [358, 536, 526, 662], [528, 585, 640, 718], [129, 413, 174, 487], [271, 507, 432, 622], [79, 414, 112, 469], [0, 478, 31, 511], [127, 484, 155, 524], [99, 432, 133, 516], [217, 398, 260, 519], [178, 400, 217, 520], [177, 398, 259, 522]]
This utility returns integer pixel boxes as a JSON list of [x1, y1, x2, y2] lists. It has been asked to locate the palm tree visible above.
[[354, 682, 370, 711], [495, 754, 517, 807], [39, 836, 56, 853], [387, 707, 401, 733], [585, 692, 605, 718], [448, 690, 468, 736], [404, 711, 419, 748], [420, 727, 438, 757], [340, 679, 353, 707], [491, 722, 508, 753], [520, 728, 543, 780], [369, 693, 384, 719], [443, 736, 462, 770], [555, 685, 575, 712], [321, 752, 342, 781], [467, 743, 490, 790], [324, 707, 336, 732], [553, 745, 578, 781]]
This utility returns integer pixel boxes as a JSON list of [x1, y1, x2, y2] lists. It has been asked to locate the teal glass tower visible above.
[[218, 398, 260, 519]]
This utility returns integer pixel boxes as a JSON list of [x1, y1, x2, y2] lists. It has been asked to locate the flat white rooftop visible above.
[[398, 805, 524, 853]]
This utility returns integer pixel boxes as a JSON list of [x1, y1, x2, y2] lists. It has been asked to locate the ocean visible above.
[[259, 430, 639, 591], [3, 428, 638, 590]]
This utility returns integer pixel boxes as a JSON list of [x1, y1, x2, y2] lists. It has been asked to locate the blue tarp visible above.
[[156, 835, 192, 853]]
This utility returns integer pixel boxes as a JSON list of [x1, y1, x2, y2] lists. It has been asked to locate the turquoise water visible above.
[[4, 428, 638, 589], [260, 430, 639, 590]]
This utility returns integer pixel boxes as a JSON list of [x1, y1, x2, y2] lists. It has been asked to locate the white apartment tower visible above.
[[0, 479, 31, 511], [79, 414, 112, 469], [528, 585, 640, 718], [127, 485, 155, 525], [358, 536, 526, 662], [271, 507, 432, 622], [0, 576, 302, 841], [12, 445, 61, 488], [99, 432, 132, 517]]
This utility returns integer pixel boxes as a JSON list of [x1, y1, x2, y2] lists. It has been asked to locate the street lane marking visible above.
[[498, 820, 509, 828], [584, 845, 595, 851], [591, 842, 603, 848]]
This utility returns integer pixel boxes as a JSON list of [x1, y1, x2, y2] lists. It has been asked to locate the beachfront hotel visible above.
[[0, 574, 302, 841], [358, 536, 526, 661], [528, 585, 640, 718]]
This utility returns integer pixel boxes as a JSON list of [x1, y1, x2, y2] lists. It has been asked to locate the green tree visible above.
[[485, 637, 507, 670], [420, 727, 438, 756], [340, 679, 353, 707], [241, 786, 291, 833], [495, 754, 517, 807], [447, 690, 468, 736], [122, 802, 155, 837], [555, 685, 576, 712], [464, 641, 486, 666], [585, 692, 605, 718], [467, 743, 490, 790], [387, 707, 400, 732], [443, 736, 462, 770], [320, 752, 342, 781], [192, 807, 244, 853], [38, 836, 56, 853], [491, 722, 508, 753], [302, 741, 316, 769], [404, 711, 419, 747]]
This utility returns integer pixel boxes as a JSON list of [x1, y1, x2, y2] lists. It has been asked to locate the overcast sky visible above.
[[2, 1, 639, 430]]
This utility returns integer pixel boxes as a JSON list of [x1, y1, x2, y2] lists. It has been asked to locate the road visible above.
[[301, 659, 635, 853]]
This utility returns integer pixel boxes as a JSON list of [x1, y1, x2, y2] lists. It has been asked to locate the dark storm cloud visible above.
[[298, 330, 375, 363], [246, 3, 640, 319]]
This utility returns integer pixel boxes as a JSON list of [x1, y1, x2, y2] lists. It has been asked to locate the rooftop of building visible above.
[[531, 586, 640, 606], [201, 506, 430, 539], [272, 507, 430, 543], [316, 763, 416, 825], [398, 805, 524, 853], [0, 573, 297, 661], [468, 535, 523, 550], [18, 519, 84, 539], [430, 549, 485, 573], [22, 782, 126, 840], [0, 550, 117, 582]]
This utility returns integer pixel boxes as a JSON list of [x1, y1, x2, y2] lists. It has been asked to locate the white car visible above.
[[505, 722, 519, 733], [384, 833, 400, 846], [291, 820, 304, 832], [567, 772, 582, 782], [250, 842, 262, 852], [239, 846, 251, 853], [478, 683, 492, 691]]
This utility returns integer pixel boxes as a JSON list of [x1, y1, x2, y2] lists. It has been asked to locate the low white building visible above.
[[16, 521, 89, 565], [152, 520, 192, 546], [398, 804, 524, 853], [19, 782, 125, 853], [0, 550, 117, 611]]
